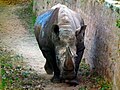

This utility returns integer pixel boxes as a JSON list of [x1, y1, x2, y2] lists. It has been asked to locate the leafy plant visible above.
[[79, 86, 88, 90], [0, 51, 23, 89], [97, 0, 105, 4], [0, 50, 47, 89], [116, 19, 120, 28], [15, 0, 35, 34], [0, 0, 31, 5], [78, 60, 112, 90]]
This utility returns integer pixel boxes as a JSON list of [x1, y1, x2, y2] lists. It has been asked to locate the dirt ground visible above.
[[0, 2, 47, 74]]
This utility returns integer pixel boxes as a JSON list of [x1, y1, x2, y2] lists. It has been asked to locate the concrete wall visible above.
[[33, 0, 120, 89]]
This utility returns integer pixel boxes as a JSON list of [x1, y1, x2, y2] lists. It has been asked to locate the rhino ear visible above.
[[81, 25, 87, 32], [52, 25, 59, 36], [75, 25, 87, 36]]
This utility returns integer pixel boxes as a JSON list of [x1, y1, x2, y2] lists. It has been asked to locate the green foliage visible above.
[[78, 60, 112, 90], [0, 51, 24, 89], [0, 50, 45, 89], [0, 0, 31, 5], [79, 86, 87, 90], [92, 75, 112, 90], [33, 13, 37, 27], [15, 0, 36, 34], [97, 0, 105, 4], [116, 19, 120, 28], [79, 0, 88, 8]]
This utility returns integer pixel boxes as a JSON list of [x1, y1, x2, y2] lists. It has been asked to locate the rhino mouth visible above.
[[61, 69, 76, 80]]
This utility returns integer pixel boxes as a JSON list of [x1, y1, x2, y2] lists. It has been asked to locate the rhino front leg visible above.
[[44, 58, 53, 75], [41, 50, 61, 83], [75, 42, 85, 75]]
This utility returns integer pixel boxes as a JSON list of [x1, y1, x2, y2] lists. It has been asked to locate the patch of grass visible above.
[[79, 86, 87, 90], [116, 19, 120, 28], [0, 0, 31, 5], [0, 67, 2, 90], [0, 50, 24, 89], [79, 0, 88, 7], [15, 0, 36, 34], [96, 0, 105, 4], [90, 74, 112, 90], [33, 13, 37, 27], [0, 49, 48, 89], [79, 60, 90, 77], [78, 60, 112, 90]]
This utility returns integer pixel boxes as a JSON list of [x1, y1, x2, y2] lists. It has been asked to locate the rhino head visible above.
[[52, 24, 86, 80]]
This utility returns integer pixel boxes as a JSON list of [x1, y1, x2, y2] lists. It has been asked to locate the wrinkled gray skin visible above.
[[34, 4, 86, 84]]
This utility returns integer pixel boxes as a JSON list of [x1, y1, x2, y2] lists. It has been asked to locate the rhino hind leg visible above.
[[41, 50, 61, 83]]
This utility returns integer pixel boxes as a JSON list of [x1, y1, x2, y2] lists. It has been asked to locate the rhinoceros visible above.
[[34, 4, 86, 84]]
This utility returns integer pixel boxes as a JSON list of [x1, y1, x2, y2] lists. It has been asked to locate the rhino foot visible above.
[[66, 77, 79, 86], [44, 61, 53, 75], [51, 75, 61, 83]]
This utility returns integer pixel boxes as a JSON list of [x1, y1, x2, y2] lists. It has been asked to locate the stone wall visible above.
[[78, 1, 120, 90], [33, 0, 120, 89]]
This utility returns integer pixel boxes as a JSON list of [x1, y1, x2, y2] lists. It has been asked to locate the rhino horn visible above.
[[64, 46, 74, 71]]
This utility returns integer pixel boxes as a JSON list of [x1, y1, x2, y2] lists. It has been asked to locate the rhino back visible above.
[[34, 8, 59, 50]]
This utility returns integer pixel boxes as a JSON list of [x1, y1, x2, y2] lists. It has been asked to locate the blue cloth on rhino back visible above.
[[35, 10, 53, 28]]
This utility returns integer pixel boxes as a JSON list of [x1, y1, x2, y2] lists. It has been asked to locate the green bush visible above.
[[0, 0, 31, 5], [15, 0, 36, 34], [116, 19, 120, 28], [0, 50, 45, 89]]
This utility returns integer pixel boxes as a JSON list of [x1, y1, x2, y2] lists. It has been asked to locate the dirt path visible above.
[[0, 3, 47, 73]]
